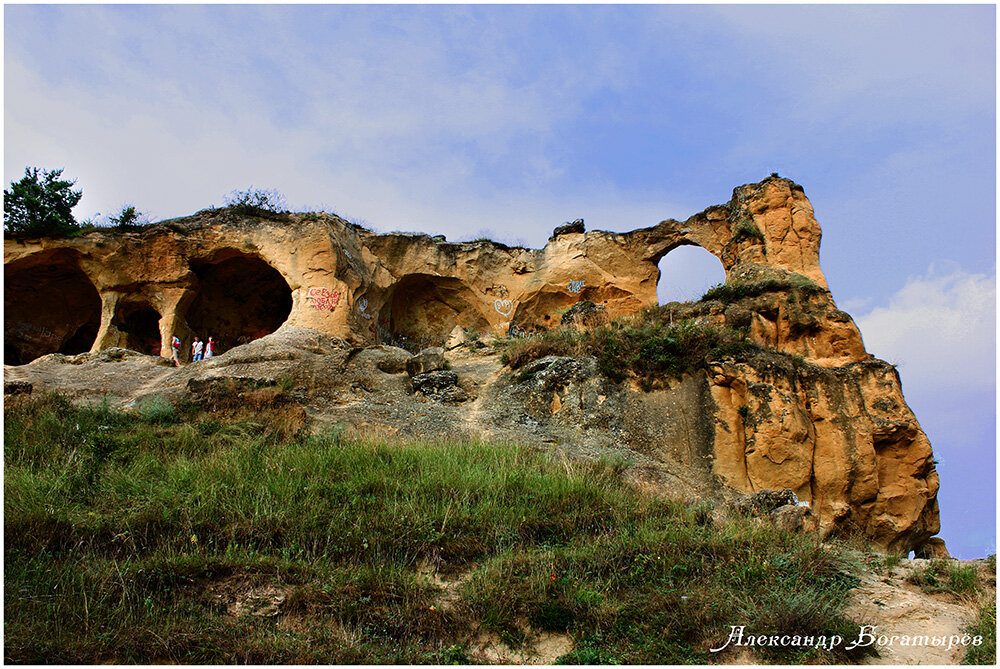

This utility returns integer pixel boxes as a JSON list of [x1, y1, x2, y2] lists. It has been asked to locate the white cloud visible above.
[[853, 265, 996, 393], [4, 6, 694, 241]]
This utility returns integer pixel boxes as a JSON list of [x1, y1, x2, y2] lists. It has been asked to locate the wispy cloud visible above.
[[854, 265, 996, 395], [4, 6, 697, 240]]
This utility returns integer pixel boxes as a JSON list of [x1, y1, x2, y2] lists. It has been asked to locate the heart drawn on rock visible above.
[[494, 299, 514, 317]]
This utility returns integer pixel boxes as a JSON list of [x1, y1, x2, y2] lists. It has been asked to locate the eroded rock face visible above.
[[2, 175, 942, 554], [3, 175, 864, 363], [707, 356, 939, 554]]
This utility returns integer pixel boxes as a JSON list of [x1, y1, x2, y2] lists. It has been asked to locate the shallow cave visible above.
[[4, 250, 102, 364], [382, 274, 489, 351], [114, 301, 162, 355], [185, 252, 292, 353]]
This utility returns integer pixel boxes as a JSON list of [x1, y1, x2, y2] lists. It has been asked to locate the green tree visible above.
[[4, 167, 83, 238], [109, 204, 148, 230]]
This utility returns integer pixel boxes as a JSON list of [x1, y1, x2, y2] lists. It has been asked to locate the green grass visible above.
[[502, 308, 759, 389], [962, 586, 996, 664], [907, 559, 981, 596], [6, 393, 873, 663]]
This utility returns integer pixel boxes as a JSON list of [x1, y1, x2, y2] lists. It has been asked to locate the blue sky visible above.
[[5, 4, 995, 558]]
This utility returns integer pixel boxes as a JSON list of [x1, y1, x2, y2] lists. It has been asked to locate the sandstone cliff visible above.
[[2, 175, 941, 555]]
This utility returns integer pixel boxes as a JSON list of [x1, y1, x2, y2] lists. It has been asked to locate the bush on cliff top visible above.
[[5, 392, 872, 664], [223, 187, 288, 220]]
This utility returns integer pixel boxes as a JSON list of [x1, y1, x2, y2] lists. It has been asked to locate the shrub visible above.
[[907, 559, 981, 596], [109, 204, 149, 230], [224, 187, 287, 220], [731, 218, 765, 243], [4, 167, 83, 238], [137, 395, 179, 425]]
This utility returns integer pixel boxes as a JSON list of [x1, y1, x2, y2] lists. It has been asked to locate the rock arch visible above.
[[4, 249, 101, 364], [184, 250, 292, 352]]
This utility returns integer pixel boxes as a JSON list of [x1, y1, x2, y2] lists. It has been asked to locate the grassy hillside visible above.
[[6, 392, 874, 664]]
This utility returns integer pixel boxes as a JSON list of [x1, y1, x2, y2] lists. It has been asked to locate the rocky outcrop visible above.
[[707, 356, 939, 554], [2, 174, 942, 556], [4, 175, 864, 366]]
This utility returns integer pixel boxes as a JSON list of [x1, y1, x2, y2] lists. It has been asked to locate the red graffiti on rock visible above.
[[308, 287, 341, 311]]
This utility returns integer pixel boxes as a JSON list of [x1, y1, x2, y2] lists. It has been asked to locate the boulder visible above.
[[411, 370, 468, 403], [517, 356, 598, 391], [550, 218, 585, 240], [732, 488, 799, 517], [354, 345, 411, 374], [770, 504, 818, 533], [560, 300, 607, 327], [406, 347, 446, 377], [445, 326, 467, 350], [4, 380, 32, 395]]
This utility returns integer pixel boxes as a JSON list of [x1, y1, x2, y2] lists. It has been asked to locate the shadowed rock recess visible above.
[[2, 175, 941, 556]]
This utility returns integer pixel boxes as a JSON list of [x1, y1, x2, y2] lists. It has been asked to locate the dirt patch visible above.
[[468, 629, 573, 665], [844, 558, 993, 665], [416, 558, 472, 613], [202, 575, 289, 619]]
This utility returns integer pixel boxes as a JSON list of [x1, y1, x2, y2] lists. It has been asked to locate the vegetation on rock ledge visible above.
[[700, 275, 825, 303], [502, 306, 759, 389]]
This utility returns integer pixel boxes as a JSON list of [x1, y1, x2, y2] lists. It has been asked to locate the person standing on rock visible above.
[[205, 336, 215, 359], [191, 336, 204, 362], [170, 335, 182, 366]]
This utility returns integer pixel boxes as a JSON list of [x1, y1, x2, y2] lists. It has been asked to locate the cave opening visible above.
[[185, 251, 292, 353], [656, 244, 726, 305], [114, 301, 162, 355], [4, 250, 102, 364], [382, 274, 488, 352]]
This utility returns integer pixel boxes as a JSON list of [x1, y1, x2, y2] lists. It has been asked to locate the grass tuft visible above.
[[907, 559, 981, 596]]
